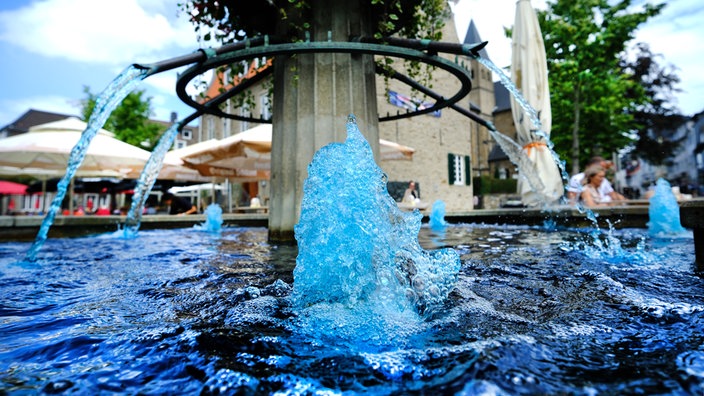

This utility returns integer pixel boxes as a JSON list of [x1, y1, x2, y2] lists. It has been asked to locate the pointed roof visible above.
[[1, 109, 76, 138], [493, 81, 511, 113], [463, 20, 491, 61]]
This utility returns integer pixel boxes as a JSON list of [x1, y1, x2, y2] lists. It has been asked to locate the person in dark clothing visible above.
[[161, 192, 197, 215]]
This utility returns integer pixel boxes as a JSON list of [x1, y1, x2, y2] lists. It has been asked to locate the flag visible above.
[[388, 91, 441, 117]]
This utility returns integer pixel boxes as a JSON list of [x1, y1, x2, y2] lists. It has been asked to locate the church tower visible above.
[[463, 20, 497, 177]]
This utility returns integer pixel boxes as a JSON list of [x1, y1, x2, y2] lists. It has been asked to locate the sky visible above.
[[0, 0, 702, 130]]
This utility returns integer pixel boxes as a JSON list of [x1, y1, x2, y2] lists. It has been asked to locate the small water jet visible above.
[[195, 203, 224, 233], [429, 200, 447, 230], [648, 178, 688, 236]]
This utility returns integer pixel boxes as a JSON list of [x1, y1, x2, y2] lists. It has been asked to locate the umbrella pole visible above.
[[41, 178, 47, 214], [211, 178, 216, 208], [69, 178, 75, 215], [226, 179, 232, 213]]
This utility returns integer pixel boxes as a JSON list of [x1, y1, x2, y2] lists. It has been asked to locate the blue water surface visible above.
[[0, 224, 701, 394]]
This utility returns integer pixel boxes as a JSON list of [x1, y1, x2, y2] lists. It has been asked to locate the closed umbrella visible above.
[[511, 0, 563, 206]]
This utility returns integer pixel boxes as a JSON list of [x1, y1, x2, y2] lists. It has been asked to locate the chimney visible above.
[[170, 112, 177, 123]]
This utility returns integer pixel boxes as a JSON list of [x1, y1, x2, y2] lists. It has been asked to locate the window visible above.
[[175, 140, 187, 149], [207, 118, 215, 140], [181, 129, 192, 140], [222, 118, 231, 138], [240, 105, 251, 132], [260, 94, 272, 121], [448, 153, 471, 186]]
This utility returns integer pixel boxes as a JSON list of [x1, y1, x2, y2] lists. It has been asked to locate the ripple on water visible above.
[[0, 225, 699, 394]]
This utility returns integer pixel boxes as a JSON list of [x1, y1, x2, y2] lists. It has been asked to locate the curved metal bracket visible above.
[[174, 40, 474, 123]]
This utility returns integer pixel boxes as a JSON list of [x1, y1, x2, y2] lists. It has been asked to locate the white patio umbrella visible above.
[[0, 117, 206, 182], [511, 0, 563, 206], [0, 117, 150, 175], [167, 124, 415, 180]]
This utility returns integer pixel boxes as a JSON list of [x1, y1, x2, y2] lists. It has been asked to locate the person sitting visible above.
[[580, 165, 614, 207], [403, 181, 420, 205], [567, 156, 626, 204], [161, 192, 197, 215]]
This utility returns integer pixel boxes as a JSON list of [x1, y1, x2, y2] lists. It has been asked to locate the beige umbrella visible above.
[[511, 0, 563, 206], [168, 124, 415, 179], [0, 117, 150, 175], [164, 134, 270, 181], [0, 117, 207, 182]]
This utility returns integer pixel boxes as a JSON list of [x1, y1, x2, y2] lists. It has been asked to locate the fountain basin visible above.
[[680, 200, 704, 268], [0, 204, 658, 241], [0, 224, 698, 394]]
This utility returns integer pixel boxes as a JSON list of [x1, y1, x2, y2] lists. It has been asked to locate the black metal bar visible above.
[[132, 35, 287, 77], [176, 63, 274, 123], [352, 36, 488, 58], [376, 64, 496, 130]]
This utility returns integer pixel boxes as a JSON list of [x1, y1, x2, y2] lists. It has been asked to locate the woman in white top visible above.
[[580, 165, 613, 207]]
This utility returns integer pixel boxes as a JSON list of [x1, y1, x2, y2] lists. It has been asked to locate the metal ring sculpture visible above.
[[134, 36, 487, 127]]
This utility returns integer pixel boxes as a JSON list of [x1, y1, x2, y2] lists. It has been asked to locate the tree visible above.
[[81, 87, 163, 150], [181, 0, 447, 43], [537, 0, 664, 174], [620, 42, 687, 166]]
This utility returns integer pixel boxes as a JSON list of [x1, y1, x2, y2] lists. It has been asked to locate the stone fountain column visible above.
[[269, 0, 380, 242]]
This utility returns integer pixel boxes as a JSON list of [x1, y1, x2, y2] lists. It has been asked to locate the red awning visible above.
[[0, 180, 28, 195]]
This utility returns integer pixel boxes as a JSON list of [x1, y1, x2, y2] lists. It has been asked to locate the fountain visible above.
[[648, 178, 687, 236], [2, 28, 699, 394], [0, 114, 699, 392], [194, 203, 224, 233], [293, 116, 459, 341], [429, 200, 448, 230]]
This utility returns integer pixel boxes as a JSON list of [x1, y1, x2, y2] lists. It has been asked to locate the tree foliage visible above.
[[180, 0, 448, 43], [537, 0, 664, 173], [619, 43, 687, 166], [81, 87, 163, 150]]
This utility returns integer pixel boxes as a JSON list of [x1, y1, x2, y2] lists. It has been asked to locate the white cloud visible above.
[[0, 0, 199, 65]]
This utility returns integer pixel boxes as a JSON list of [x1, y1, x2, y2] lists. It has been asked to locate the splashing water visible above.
[[648, 178, 687, 236], [121, 123, 182, 236], [25, 66, 148, 261], [291, 115, 460, 344], [429, 200, 447, 230], [474, 56, 569, 203], [194, 204, 224, 233]]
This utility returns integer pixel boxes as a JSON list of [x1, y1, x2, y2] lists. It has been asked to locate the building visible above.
[[489, 82, 518, 180], [0, 109, 77, 138], [617, 112, 703, 198], [195, 12, 512, 212]]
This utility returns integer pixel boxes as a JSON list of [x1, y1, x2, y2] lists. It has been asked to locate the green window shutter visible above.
[[448, 153, 456, 185], [464, 155, 471, 185]]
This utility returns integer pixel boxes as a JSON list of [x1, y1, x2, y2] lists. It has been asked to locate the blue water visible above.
[[124, 123, 182, 235], [293, 116, 459, 331], [26, 66, 148, 260], [0, 224, 700, 394], [648, 178, 687, 236], [194, 204, 224, 233], [429, 200, 448, 230]]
